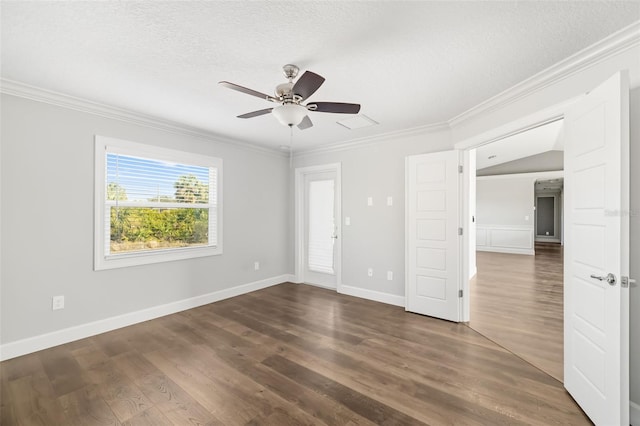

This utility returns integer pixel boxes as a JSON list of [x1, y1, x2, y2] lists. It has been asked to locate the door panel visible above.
[[564, 71, 629, 425], [406, 150, 461, 322]]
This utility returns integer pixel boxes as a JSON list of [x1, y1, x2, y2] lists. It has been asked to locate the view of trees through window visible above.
[[106, 152, 215, 255]]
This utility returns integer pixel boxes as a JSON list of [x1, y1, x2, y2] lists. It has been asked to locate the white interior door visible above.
[[303, 170, 338, 288], [564, 71, 629, 425], [406, 150, 461, 322]]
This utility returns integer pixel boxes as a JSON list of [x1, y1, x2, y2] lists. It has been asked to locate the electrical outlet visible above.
[[367, 197, 373, 206], [345, 217, 351, 226], [367, 268, 373, 277], [254, 261, 260, 271], [387, 271, 393, 281], [52, 295, 64, 311], [387, 196, 393, 206]]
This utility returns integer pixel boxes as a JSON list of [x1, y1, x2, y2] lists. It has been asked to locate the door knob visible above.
[[590, 273, 617, 286]]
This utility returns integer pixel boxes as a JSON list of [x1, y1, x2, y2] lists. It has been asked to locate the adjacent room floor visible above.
[[1, 281, 587, 425], [469, 243, 564, 382]]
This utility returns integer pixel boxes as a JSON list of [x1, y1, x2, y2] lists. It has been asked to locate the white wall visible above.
[[293, 128, 451, 301], [475, 175, 535, 255], [0, 94, 292, 352], [477, 176, 535, 227]]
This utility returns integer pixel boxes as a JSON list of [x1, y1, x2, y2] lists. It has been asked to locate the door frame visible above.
[[294, 163, 342, 290], [534, 191, 561, 243]]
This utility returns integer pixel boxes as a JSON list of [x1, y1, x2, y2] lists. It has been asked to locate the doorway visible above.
[[294, 163, 342, 289], [535, 178, 564, 244], [469, 121, 566, 381]]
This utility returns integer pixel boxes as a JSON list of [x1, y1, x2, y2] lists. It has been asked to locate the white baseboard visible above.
[[631, 401, 640, 426], [338, 284, 405, 307], [0, 274, 294, 361], [477, 246, 535, 256]]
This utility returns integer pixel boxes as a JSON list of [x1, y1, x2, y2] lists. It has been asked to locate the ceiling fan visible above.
[[219, 64, 361, 130]]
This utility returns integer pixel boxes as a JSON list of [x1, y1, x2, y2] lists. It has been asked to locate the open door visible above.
[[564, 71, 629, 425], [406, 150, 461, 322]]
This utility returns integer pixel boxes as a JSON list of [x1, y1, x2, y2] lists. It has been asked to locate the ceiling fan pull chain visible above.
[[289, 125, 293, 169]]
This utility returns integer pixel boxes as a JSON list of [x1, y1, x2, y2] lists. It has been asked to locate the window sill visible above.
[[94, 245, 222, 271]]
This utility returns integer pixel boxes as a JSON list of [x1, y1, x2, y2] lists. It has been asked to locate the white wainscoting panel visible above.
[[476, 225, 535, 255]]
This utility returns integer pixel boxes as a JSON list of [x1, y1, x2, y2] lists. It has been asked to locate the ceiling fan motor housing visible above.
[[275, 82, 294, 98]]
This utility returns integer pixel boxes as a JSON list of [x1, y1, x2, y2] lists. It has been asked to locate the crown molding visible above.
[[476, 170, 564, 181], [3, 21, 638, 159], [448, 20, 640, 128], [293, 121, 450, 159], [0, 79, 288, 158]]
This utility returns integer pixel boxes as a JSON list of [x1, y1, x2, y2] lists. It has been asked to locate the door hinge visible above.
[[458, 289, 463, 298], [458, 227, 463, 236], [458, 165, 463, 173]]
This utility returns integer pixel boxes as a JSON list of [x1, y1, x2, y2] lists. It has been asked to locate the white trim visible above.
[[476, 225, 535, 256], [294, 163, 342, 291], [94, 135, 223, 270], [448, 21, 640, 127], [631, 401, 640, 426], [338, 285, 405, 307], [0, 274, 294, 361], [294, 122, 449, 158], [534, 192, 561, 243], [0, 79, 286, 158], [477, 246, 535, 256], [476, 170, 564, 181]]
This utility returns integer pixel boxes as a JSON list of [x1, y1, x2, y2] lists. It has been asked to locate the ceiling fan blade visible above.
[[307, 102, 361, 114], [219, 81, 276, 102], [297, 115, 313, 130], [237, 108, 273, 119], [292, 71, 325, 100]]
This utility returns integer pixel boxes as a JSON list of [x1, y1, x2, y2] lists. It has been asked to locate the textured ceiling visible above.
[[2, 1, 639, 151]]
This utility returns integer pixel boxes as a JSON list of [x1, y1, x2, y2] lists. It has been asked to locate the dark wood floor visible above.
[[1, 282, 589, 425], [469, 243, 564, 382]]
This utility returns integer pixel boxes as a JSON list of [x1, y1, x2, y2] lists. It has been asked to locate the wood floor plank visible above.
[[187, 328, 375, 426], [38, 345, 88, 397], [262, 354, 425, 426], [134, 372, 223, 426], [2, 281, 589, 425], [7, 373, 66, 425], [121, 406, 173, 426], [143, 349, 261, 425], [470, 243, 564, 381], [57, 385, 121, 426]]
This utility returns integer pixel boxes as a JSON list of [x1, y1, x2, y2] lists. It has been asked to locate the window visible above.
[[94, 136, 222, 270]]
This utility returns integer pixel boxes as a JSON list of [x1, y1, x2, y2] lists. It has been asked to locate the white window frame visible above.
[[94, 135, 223, 270]]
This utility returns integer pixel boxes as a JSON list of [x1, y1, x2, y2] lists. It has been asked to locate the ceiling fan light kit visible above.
[[220, 64, 361, 130], [272, 103, 308, 127]]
